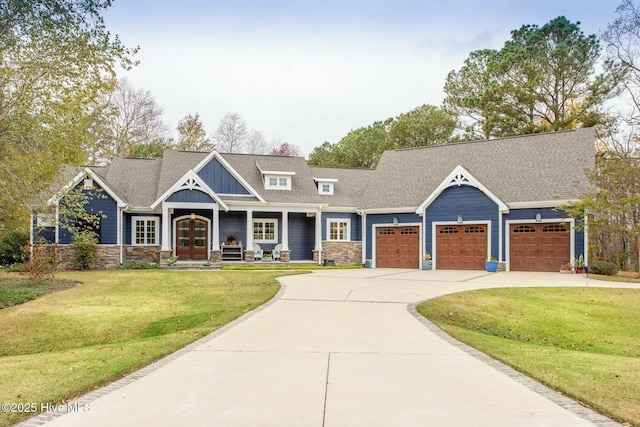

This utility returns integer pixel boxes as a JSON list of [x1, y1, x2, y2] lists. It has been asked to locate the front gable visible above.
[[151, 170, 229, 211], [194, 151, 264, 201], [416, 165, 509, 214]]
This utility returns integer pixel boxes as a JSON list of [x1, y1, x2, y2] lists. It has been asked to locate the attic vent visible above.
[[180, 177, 202, 191], [449, 172, 470, 187]]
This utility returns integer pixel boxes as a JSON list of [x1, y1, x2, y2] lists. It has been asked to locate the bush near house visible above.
[[0, 231, 29, 266], [589, 260, 619, 276]]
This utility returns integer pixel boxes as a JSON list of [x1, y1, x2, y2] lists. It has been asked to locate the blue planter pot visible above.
[[485, 261, 499, 272], [422, 260, 431, 270]]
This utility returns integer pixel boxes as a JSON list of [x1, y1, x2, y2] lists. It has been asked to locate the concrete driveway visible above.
[[28, 269, 631, 427]]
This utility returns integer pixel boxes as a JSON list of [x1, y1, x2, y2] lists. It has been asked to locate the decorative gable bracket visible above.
[[151, 170, 229, 211]]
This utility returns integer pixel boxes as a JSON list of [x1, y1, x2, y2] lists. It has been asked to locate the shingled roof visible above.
[[361, 127, 595, 210], [54, 128, 593, 211]]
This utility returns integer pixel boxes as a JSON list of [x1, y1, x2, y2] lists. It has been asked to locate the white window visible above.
[[253, 219, 278, 243], [83, 177, 94, 189], [132, 217, 159, 245], [319, 183, 334, 195], [327, 218, 350, 241], [264, 174, 292, 190]]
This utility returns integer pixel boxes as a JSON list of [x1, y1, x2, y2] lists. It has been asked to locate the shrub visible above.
[[71, 232, 98, 270], [122, 260, 159, 270], [0, 231, 29, 266], [589, 260, 619, 276], [22, 243, 59, 285]]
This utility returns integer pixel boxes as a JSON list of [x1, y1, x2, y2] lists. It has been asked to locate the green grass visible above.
[[417, 287, 640, 426], [0, 270, 302, 427], [0, 278, 76, 308]]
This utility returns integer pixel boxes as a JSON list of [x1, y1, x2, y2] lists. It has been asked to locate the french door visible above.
[[175, 218, 208, 260]]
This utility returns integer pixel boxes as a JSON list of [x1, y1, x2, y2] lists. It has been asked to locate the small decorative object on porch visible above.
[[560, 262, 573, 273], [226, 233, 237, 245], [574, 255, 584, 274], [167, 255, 179, 266], [485, 257, 498, 272], [422, 253, 431, 270]]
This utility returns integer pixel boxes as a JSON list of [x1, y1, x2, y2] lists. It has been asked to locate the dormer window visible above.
[[314, 177, 338, 195], [262, 172, 295, 190]]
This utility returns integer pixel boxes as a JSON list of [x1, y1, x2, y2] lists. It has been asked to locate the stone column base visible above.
[[245, 250, 255, 262], [312, 250, 319, 262], [210, 250, 222, 263], [280, 250, 291, 262]]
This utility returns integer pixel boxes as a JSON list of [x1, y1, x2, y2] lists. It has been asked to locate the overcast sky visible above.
[[103, 0, 621, 157]]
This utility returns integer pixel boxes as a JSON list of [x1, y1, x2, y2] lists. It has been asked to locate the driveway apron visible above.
[[30, 270, 629, 427]]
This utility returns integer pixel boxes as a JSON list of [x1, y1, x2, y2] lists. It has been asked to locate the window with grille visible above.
[[378, 228, 395, 235], [513, 225, 536, 233], [400, 228, 418, 235], [439, 226, 459, 234], [327, 218, 350, 241], [253, 219, 278, 243], [133, 217, 159, 245], [543, 224, 567, 232], [464, 226, 485, 234]]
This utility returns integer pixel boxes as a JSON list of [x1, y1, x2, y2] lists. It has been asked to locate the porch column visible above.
[[245, 209, 253, 250], [315, 209, 322, 265], [281, 210, 289, 251], [161, 205, 170, 250], [54, 204, 60, 244], [212, 206, 220, 251]]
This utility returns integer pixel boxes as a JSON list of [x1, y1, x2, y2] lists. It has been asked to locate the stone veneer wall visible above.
[[55, 245, 120, 270], [320, 241, 362, 265], [123, 246, 160, 263]]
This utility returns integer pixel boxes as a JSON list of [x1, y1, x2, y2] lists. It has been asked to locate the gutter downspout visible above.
[[316, 205, 323, 266], [357, 210, 366, 266]]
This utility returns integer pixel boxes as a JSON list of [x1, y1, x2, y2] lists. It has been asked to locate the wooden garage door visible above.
[[436, 224, 487, 270], [376, 226, 420, 268], [510, 223, 570, 271]]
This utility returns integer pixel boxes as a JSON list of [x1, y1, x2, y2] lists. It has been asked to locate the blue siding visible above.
[[365, 213, 422, 260], [321, 212, 361, 241], [219, 211, 248, 247], [289, 213, 315, 260], [167, 189, 215, 203], [504, 208, 584, 260], [124, 213, 162, 245], [59, 183, 118, 244], [198, 158, 250, 195], [425, 186, 499, 260]]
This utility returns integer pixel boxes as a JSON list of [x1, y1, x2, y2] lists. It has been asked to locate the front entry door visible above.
[[175, 218, 208, 260]]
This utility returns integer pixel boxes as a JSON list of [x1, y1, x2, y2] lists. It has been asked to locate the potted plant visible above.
[[226, 233, 238, 245], [485, 257, 498, 272], [421, 253, 431, 270], [574, 255, 584, 274], [167, 255, 179, 266], [560, 262, 573, 274]]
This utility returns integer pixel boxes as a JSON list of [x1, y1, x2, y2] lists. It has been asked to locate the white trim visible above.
[[261, 170, 296, 176], [504, 218, 575, 272], [416, 165, 509, 214], [264, 174, 292, 191], [131, 216, 160, 246], [431, 220, 492, 271], [193, 151, 265, 202], [326, 218, 351, 242], [151, 170, 229, 211], [318, 182, 334, 195], [508, 200, 575, 209], [372, 222, 422, 269], [313, 177, 338, 183], [252, 218, 279, 244], [48, 168, 126, 208], [172, 214, 212, 259], [583, 214, 589, 267], [360, 207, 418, 214]]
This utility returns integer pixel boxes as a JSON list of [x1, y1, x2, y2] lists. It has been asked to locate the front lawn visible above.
[[0, 270, 301, 427], [417, 287, 640, 426], [0, 278, 77, 308]]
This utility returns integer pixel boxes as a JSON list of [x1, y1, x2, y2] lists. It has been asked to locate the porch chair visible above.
[[272, 244, 282, 261], [253, 243, 263, 260]]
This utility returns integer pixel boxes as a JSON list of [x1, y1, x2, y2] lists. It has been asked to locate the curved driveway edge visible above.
[[21, 269, 633, 427]]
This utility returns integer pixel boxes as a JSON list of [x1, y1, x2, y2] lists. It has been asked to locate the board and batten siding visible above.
[[198, 157, 250, 195], [59, 183, 118, 244], [167, 189, 215, 203], [424, 186, 499, 260], [288, 212, 315, 260]]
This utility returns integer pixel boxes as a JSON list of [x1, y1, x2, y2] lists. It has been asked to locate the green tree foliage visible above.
[[389, 105, 457, 148], [0, 230, 28, 266], [564, 155, 640, 272], [444, 16, 618, 139], [0, 0, 137, 234], [308, 105, 455, 168], [129, 137, 175, 159]]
